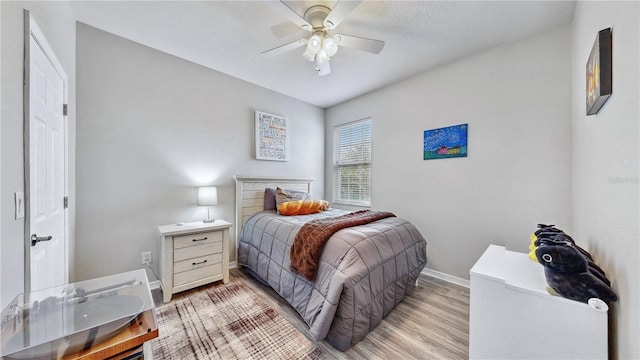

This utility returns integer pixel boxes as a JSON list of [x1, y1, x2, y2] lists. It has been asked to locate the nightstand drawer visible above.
[[174, 263, 222, 287], [174, 253, 222, 273], [174, 240, 222, 262], [174, 231, 222, 249]]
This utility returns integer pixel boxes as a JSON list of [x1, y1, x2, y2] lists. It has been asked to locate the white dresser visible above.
[[469, 245, 608, 359], [158, 220, 231, 303]]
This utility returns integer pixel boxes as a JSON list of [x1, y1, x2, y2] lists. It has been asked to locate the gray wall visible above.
[[572, 1, 639, 358], [326, 26, 573, 280], [75, 23, 325, 282], [0, 1, 77, 308]]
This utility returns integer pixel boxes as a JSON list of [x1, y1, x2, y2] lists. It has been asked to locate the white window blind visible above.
[[333, 118, 372, 206]]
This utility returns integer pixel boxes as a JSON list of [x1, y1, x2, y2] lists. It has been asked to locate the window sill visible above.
[[332, 200, 371, 208]]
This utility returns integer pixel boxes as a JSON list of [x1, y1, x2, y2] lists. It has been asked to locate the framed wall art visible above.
[[586, 28, 612, 116], [255, 110, 289, 161], [423, 123, 468, 160]]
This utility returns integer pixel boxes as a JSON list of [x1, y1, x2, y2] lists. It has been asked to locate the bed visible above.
[[234, 176, 427, 351]]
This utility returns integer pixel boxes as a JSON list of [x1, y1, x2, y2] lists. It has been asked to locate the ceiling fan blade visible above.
[[261, 38, 308, 58], [270, 22, 304, 38], [316, 61, 330, 76], [264, 1, 313, 31], [334, 34, 385, 54], [323, 0, 363, 30]]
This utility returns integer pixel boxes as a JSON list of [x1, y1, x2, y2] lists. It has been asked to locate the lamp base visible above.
[[203, 219, 214, 223]]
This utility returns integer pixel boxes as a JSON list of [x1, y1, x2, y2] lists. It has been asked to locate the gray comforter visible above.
[[238, 209, 427, 351]]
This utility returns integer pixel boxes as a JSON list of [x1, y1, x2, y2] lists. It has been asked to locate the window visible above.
[[333, 118, 372, 206]]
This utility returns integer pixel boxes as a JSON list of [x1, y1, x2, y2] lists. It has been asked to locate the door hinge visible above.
[[63, 104, 68, 116], [63, 196, 68, 209]]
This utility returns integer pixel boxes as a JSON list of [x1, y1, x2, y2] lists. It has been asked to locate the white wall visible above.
[[75, 23, 325, 282], [572, 1, 639, 358], [326, 26, 573, 280], [0, 1, 76, 308]]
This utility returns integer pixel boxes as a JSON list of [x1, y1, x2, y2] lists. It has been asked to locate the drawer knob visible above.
[[192, 259, 208, 266], [192, 237, 208, 242]]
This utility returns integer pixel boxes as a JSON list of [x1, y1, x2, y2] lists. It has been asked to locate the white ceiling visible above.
[[70, 1, 576, 108]]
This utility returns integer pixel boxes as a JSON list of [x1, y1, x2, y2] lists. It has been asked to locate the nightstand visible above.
[[158, 219, 232, 303]]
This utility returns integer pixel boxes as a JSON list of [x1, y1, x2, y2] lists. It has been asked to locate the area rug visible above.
[[152, 282, 323, 359]]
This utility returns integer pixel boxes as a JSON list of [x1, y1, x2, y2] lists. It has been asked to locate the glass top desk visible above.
[[1, 269, 158, 360]]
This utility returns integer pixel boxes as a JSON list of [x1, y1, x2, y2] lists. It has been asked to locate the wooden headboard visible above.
[[233, 175, 313, 261]]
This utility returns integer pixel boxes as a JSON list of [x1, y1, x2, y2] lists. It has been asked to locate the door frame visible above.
[[23, 10, 70, 292]]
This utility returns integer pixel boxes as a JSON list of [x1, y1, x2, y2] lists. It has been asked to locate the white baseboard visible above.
[[421, 268, 470, 288], [230, 261, 237, 269], [149, 280, 161, 290]]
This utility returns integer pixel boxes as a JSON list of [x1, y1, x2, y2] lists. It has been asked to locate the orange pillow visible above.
[[277, 199, 329, 216]]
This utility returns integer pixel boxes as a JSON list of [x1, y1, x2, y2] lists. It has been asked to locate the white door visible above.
[[26, 12, 68, 292]]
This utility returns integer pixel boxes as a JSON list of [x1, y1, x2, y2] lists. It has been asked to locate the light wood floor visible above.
[[154, 269, 470, 359]]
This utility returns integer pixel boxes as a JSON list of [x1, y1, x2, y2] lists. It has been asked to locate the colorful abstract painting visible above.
[[423, 124, 468, 160]]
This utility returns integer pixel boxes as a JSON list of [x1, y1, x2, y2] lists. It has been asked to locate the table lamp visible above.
[[197, 186, 218, 223]]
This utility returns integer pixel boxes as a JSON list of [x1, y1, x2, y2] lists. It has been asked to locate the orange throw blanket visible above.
[[290, 210, 395, 281]]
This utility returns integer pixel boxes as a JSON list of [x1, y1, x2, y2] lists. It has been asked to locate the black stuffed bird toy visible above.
[[535, 243, 618, 304], [529, 224, 617, 304], [534, 234, 611, 287]]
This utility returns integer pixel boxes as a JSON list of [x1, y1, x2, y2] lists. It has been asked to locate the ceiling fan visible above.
[[262, 0, 385, 76]]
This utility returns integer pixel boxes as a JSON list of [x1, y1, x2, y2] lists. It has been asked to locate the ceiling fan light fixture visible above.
[[315, 59, 330, 76], [302, 47, 316, 61], [303, 33, 322, 61], [316, 48, 330, 64], [323, 36, 338, 57], [308, 34, 322, 51]]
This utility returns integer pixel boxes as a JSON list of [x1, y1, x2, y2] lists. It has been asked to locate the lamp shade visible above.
[[323, 36, 338, 57], [197, 187, 218, 206], [317, 48, 330, 64], [308, 34, 321, 51], [302, 47, 316, 62]]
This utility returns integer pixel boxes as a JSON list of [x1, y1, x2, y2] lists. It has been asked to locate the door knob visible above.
[[31, 234, 52, 246]]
